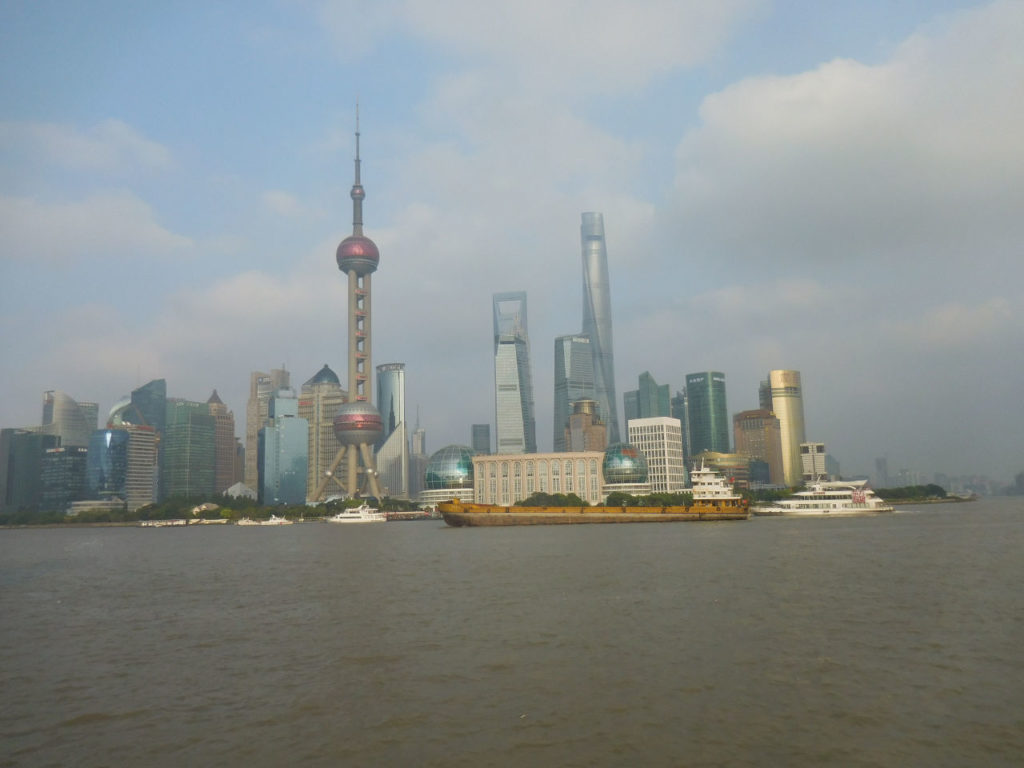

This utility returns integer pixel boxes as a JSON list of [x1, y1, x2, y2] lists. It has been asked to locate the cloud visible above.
[[0, 192, 192, 263], [262, 190, 318, 218], [669, 1, 1024, 266], [313, 0, 761, 94], [893, 297, 1018, 349], [0, 119, 172, 174]]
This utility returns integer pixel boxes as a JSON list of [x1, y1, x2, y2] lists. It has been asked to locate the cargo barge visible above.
[[439, 497, 749, 527]]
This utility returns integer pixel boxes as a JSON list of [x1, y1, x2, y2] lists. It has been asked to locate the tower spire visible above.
[[351, 102, 365, 236]]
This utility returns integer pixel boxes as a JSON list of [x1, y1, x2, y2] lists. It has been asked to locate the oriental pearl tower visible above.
[[311, 111, 384, 500]]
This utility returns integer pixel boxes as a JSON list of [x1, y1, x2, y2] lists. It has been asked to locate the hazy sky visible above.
[[1, 1, 1021, 483]]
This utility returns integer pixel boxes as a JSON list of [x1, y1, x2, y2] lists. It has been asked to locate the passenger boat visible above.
[[326, 503, 386, 524], [690, 462, 745, 503], [753, 480, 893, 516], [236, 515, 293, 526]]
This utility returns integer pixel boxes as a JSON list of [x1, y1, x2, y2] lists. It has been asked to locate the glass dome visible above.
[[602, 443, 649, 484], [424, 445, 475, 490]]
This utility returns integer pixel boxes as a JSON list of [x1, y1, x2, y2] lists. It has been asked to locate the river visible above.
[[2, 497, 1022, 767]]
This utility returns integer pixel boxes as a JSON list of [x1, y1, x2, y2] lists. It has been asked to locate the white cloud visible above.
[[669, 1, 1024, 266], [0, 193, 192, 263], [893, 297, 1017, 349], [262, 190, 316, 218], [0, 119, 172, 174]]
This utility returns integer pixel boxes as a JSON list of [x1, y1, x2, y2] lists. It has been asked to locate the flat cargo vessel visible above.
[[439, 497, 749, 527]]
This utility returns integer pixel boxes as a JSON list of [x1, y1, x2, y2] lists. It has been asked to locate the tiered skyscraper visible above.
[[552, 334, 593, 451], [493, 291, 536, 454], [580, 213, 620, 443], [765, 369, 807, 486], [311, 112, 383, 500]]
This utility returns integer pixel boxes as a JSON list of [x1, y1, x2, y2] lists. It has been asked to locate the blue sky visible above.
[[2, 0, 1021, 483]]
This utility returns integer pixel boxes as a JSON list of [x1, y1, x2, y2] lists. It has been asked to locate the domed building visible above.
[[601, 442, 652, 497], [418, 445, 475, 507]]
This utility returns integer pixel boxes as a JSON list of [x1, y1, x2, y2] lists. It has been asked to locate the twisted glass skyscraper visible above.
[[493, 292, 536, 454], [580, 213, 620, 443]]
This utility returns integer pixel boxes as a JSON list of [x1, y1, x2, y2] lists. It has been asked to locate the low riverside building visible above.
[[474, 451, 605, 506]]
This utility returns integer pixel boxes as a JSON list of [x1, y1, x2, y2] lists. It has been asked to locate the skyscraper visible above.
[[768, 369, 807, 486], [207, 390, 238, 494], [670, 389, 690, 458], [0, 429, 60, 514], [245, 368, 290, 490], [40, 390, 97, 447], [258, 388, 308, 505], [553, 334, 594, 451], [85, 425, 157, 512], [299, 364, 346, 500], [733, 409, 784, 486], [628, 417, 687, 493], [493, 291, 536, 454], [580, 212, 619, 444], [376, 363, 409, 498], [565, 399, 607, 452], [41, 445, 89, 512], [312, 112, 384, 500], [685, 372, 730, 455], [163, 398, 215, 498], [471, 424, 491, 455], [623, 371, 670, 423]]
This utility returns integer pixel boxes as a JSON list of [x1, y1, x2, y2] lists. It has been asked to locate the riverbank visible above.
[[888, 496, 976, 506]]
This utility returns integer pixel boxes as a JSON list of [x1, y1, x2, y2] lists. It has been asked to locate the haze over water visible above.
[[3, 499, 1023, 767]]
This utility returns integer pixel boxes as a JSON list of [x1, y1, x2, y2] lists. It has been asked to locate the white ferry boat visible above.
[[327, 503, 386, 524], [753, 480, 893, 516], [689, 462, 744, 502]]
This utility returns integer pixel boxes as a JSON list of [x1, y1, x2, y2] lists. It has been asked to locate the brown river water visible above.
[[2, 497, 1022, 767]]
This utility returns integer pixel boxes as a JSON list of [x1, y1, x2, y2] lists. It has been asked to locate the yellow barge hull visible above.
[[439, 498, 749, 527]]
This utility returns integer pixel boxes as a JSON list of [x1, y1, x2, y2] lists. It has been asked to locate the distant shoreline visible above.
[[889, 496, 976, 505]]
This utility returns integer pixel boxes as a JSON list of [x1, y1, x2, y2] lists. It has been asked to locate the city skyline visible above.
[[2, 2, 1022, 483]]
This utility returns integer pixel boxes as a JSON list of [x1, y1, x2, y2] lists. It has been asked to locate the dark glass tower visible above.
[[685, 371, 729, 454]]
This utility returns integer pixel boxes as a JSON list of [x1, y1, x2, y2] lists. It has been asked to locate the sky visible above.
[[1, 0, 1021, 484]]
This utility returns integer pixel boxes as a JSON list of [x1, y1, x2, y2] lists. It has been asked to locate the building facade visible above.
[[471, 424, 491, 455], [800, 442, 828, 483], [258, 389, 309, 505], [41, 445, 89, 512], [768, 369, 807, 486], [474, 451, 605, 506], [564, 399, 607, 452], [733, 409, 784, 486], [299, 364, 346, 501], [623, 371, 671, 423], [207, 390, 239, 494], [493, 291, 536, 454], [553, 334, 594, 451], [375, 363, 409, 498], [580, 212, 620, 444], [627, 417, 687, 493], [245, 368, 290, 490], [40, 390, 97, 448], [685, 371, 729, 455], [0, 429, 60, 514], [163, 399, 215, 498]]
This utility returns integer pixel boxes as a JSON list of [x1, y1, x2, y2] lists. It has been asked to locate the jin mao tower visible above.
[[311, 112, 383, 500]]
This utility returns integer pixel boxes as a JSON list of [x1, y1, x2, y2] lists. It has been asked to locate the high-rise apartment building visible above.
[[768, 369, 806, 486], [565, 399, 607, 452], [553, 335, 594, 452], [628, 417, 687, 493], [245, 368, 290, 490], [299, 364, 346, 500], [471, 424, 491, 455], [685, 372, 729, 454], [376, 363, 409, 498], [493, 291, 536, 454], [207, 390, 239, 494], [311, 113, 384, 501], [580, 212, 619, 444], [163, 399, 215, 498], [733, 409, 784, 486], [258, 389, 308, 505], [623, 371, 670, 423]]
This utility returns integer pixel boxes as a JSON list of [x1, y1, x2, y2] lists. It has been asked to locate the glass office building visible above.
[[580, 213, 620, 444], [493, 292, 536, 454], [685, 371, 730, 455], [553, 335, 594, 452]]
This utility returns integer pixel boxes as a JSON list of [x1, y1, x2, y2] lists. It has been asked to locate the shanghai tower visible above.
[[580, 212, 620, 443], [311, 111, 383, 500]]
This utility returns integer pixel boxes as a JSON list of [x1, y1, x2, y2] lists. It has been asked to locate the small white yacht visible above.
[[754, 480, 893, 516], [326, 503, 387, 524], [236, 514, 293, 526]]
